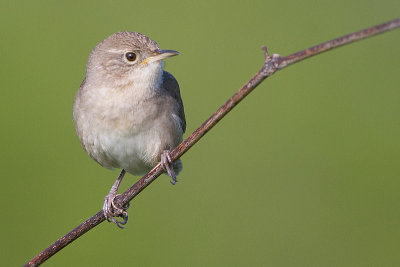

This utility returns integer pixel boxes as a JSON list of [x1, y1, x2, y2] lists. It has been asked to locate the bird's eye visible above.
[[125, 52, 137, 62]]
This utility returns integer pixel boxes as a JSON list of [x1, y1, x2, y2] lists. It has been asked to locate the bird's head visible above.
[[86, 31, 179, 88]]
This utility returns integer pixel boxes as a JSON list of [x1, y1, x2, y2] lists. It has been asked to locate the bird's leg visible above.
[[103, 169, 129, 228], [161, 150, 177, 185]]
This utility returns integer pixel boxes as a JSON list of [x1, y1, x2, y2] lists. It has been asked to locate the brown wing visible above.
[[162, 71, 186, 133]]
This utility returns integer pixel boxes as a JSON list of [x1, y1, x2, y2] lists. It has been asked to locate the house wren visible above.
[[73, 32, 185, 227]]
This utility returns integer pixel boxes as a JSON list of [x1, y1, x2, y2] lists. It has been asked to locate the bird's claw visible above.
[[161, 150, 177, 185], [103, 194, 129, 228]]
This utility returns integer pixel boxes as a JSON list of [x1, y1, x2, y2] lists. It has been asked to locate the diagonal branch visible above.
[[24, 17, 400, 267]]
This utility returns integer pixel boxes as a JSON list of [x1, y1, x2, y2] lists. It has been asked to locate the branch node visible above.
[[270, 54, 281, 68]]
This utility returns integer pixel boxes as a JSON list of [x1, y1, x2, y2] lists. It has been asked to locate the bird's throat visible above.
[[127, 61, 164, 96]]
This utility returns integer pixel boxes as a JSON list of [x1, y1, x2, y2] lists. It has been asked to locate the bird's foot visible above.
[[103, 193, 129, 228], [102, 169, 129, 228], [161, 150, 177, 185]]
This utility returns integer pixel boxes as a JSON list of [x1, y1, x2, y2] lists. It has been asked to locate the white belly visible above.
[[82, 110, 183, 176]]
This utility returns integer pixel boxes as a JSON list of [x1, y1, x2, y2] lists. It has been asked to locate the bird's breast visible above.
[[74, 85, 183, 175]]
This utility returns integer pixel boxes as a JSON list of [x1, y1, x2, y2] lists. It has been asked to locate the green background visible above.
[[1, 0, 399, 266]]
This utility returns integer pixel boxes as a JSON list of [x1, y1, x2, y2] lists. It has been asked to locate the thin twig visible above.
[[24, 17, 400, 267]]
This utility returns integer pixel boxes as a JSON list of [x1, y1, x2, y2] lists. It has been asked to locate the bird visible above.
[[73, 32, 185, 228]]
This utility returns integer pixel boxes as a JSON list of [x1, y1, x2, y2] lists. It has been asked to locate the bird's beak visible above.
[[141, 49, 180, 65]]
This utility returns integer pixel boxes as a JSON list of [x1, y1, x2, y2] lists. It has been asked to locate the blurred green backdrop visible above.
[[1, 0, 399, 266]]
